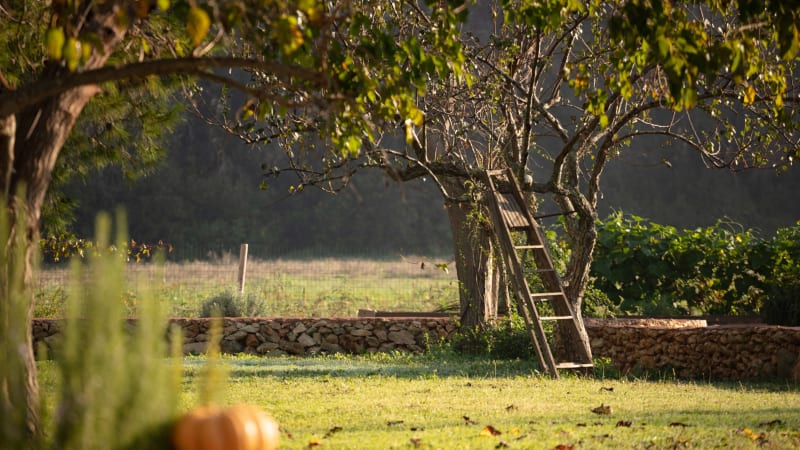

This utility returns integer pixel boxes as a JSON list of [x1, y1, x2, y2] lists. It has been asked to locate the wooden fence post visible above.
[[238, 243, 248, 294]]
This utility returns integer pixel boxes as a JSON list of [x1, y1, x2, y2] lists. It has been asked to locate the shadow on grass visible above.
[[183, 353, 800, 393], [191, 351, 547, 380]]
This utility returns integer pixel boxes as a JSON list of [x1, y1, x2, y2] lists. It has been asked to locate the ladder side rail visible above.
[[484, 173, 559, 376], [502, 168, 566, 294], [485, 198, 558, 376], [502, 169, 593, 366]]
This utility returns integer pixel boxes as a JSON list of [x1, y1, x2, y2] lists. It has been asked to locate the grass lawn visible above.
[[40, 352, 800, 450]]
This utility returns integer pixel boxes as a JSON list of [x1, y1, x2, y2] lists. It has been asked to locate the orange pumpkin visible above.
[[172, 404, 280, 450]]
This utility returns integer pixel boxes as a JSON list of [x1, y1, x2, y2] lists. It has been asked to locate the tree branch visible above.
[[0, 57, 327, 117]]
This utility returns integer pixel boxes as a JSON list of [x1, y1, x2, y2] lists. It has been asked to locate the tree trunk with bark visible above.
[[444, 189, 500, 329], [0, 83, 101, 438]]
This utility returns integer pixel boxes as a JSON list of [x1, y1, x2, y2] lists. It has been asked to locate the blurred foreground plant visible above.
[[1, 210, 222, 449]]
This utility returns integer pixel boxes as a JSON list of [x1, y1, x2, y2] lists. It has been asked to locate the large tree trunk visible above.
[[0, 5, 123, 437], [555, 206, 596, 362], [445, 195, 500, 328], [1, 83, 102, 439]]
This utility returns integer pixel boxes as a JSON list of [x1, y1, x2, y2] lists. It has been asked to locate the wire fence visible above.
[[34, 245, 459, 318]]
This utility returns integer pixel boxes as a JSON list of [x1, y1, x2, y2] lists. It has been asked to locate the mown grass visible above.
[[38, 352, 800, 449], [33, 258, 459, 318]]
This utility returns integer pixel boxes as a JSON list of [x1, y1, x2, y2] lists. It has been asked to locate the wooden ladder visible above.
[[483, 168, 593, 378]]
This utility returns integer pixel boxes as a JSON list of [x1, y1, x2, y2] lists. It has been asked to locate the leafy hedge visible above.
[[589, 213, 800, 324]]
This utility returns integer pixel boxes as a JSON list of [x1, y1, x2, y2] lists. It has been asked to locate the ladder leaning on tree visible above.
[[483, 168, 593, 378]]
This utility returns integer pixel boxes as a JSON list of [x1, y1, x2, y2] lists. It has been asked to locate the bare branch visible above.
[[0, 57, 326, 117]]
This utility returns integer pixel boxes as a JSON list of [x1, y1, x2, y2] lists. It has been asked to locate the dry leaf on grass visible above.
[[480, 425, 502, 437], [616, 420, 632, 427], [463, 415, 477, 425], [553, 445, 575, 450], [591, 404, 612, 415]]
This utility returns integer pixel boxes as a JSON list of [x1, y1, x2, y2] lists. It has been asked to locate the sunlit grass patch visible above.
[[39, 353, 799, 450]]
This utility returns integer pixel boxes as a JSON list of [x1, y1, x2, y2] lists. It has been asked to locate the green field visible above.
[[37, 352, 800, 449], [33, 258, 459, 318]]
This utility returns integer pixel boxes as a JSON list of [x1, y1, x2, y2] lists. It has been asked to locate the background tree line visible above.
[[51, 104, 800, 261]]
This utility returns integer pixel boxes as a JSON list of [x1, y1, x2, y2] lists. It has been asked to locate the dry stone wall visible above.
[[31, 318, 800, 381], [33, 317, 457, 357], [586, 323, 800, 381]]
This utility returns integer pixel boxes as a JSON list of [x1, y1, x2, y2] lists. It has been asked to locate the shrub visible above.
[[590, 213, 800, 317], [200, 291, 269, 317], [451, 314, 535, 360]]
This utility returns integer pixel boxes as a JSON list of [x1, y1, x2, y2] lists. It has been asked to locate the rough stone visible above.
[[351, 329, 372, 337], [221, 339, 243, 354], [298, 333, 316, 348], [241, 324, 261, 333], [321, 342, 344, 353], [388, 330, 416, 346], [280, 340, 306, 355], [256, 342, 280, 353], [245, 334, 259, 348], [183, 342, 207, 355]]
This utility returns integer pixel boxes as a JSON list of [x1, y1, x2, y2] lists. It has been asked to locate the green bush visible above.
[[759, 224, 800, 326], [590, 213, 800, 317], [200, 290, 269, 317], [451, 314, 535, 360]]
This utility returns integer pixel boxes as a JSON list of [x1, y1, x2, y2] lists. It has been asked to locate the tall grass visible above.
[[34, 257, 459, 318]]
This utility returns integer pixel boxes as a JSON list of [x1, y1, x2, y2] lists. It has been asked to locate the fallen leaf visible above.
[[463, 416, 477, 425], [591, 404, 612, 415], [387, 420, 404, 427], [410, 437, 422, 447], [736, 428, 769, 443], [410, 427, 425, 431], [481, 425, 502, 437], [615, 420, 632, 427], [669, 422, 690, 427], [323, 426, 342, 438], [495, 441, 510, 448], [599, 386, 614, 392], [307, 439, 322, 448], [510, 427, 521, 437], [505, 404, 517, 411], [554, 445, 574, 450], [465, 382, 473, 387]]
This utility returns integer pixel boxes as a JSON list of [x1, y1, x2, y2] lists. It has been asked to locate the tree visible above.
[[235, 0, 799, 358], [0, 0, 465, 438]]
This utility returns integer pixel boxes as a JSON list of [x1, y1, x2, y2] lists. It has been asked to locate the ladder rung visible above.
[[540, 315, 574, 321], [555, 362, 595, 370], [515, 245, 544, 250], [530, 292, 565, 299]]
